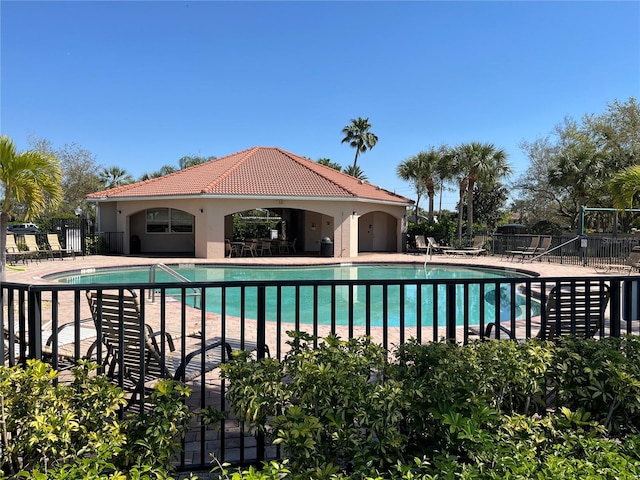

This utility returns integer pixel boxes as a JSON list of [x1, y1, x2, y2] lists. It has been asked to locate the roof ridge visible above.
[[199, 147, 259, 194], [278, 148, 361, 196]]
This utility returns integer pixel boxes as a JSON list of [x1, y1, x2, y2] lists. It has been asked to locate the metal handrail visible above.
[[528, 235, 580, 262], [148, 263, 201, 303]]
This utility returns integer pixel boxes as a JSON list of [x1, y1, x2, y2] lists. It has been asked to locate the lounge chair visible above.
[[470, 236, 485, 250], [519, 235, 552, 262], [485, 281, 610, 341], [594, 246, 640, 275], [425, 236, 446, 253], [415, 235, 429, 254], [46, 233, 76, 260], [23, 234, 53, 260], [505, 236, 540, 260], [85, 289, 250, 405], [5, 234, 32, 265]]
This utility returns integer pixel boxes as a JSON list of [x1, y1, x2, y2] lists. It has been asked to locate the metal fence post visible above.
[[27, 289, 43, 361], [446, 284, 457, 342]]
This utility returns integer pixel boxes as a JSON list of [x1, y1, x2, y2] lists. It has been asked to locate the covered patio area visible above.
[[88, 147, 412, 259]]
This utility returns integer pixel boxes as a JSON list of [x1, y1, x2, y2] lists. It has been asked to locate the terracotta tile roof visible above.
[[88, 146, 411, 204]]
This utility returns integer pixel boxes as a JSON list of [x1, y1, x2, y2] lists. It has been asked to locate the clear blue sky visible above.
[[2, 1, 639, 210]]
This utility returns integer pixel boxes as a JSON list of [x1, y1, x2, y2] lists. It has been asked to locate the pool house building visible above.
[[87, 146, 412, 258]]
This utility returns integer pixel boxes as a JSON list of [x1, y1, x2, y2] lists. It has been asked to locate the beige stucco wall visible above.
[[93, 197, 407, 259]]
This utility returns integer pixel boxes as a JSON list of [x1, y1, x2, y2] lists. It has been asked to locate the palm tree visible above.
[[610, 165, 640, 210], [463, 142, 510, 238], [0, 135, 63, 279], [99, 166, 134, 189], [548, 141, 604, 225], [341, 117, 378, 170], [396, 148, 443, 221], [343, 164, 368, 181], [443, 143, 511, 241]]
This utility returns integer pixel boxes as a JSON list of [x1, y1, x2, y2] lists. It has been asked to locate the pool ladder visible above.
[[148, 263, 201, 306]]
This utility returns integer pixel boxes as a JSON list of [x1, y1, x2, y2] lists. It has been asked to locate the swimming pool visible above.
[[50, 264, 538, 327]]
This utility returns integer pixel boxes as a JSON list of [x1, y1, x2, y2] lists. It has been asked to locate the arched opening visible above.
[[358, 211, 398, 253], [224, 207, 333, 255], [129, 207, 195, 256]]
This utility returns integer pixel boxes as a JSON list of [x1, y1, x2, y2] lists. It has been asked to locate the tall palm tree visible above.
[[397, 149, 443, 221], [610, 165, 640, 210], [99, 166, 134, 189], [0, 135, 63, 278], [443, 143, 510, 241], [341, 117, 378, 170], [439, 147, 468, 241], [463, 142, 510, 238]]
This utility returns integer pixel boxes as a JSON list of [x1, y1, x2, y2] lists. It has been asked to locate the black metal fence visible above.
[[491, 233, 640, 268], [2, 273, 640, 471]]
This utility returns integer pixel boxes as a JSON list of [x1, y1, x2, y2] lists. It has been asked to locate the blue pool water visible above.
[[51, 264, 538, 327]]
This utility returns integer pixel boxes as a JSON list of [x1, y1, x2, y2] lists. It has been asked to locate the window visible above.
[[146, 208, 193, 233]]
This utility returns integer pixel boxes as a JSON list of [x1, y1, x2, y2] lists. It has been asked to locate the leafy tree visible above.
[[0, 135, 62, 279], [514, 98, 640, 231], [397, 147, 444, 221], [468, 182, 509, 232], [317, 158, 342, 171], [515, 137, 571, 228], [52, 142, 102, 215], [343, 164, 368, 181], [98, 165, 134, 189], [341, 117, 378, 169], [585, 97, 640, 171]]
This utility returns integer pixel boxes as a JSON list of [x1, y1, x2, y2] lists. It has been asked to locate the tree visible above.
[[610, 165, 640, 210], [343, 164, 368, 181], [468, 182, 509, 232], [0, 135, 62, 278], [341, 117, 378, 169], [139, 164, 177, 181], [317, 158, 343, 171], [99, 166, 134, 189], [396, 148, 443, 221], [443, 143, 510, 240], [513, 98, 639, 231], [585, 97, 639, 172], [178, 155, 215, 170]]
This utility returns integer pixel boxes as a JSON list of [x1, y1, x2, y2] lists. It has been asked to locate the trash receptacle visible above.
[[130, 235, 141, 254], [320, 237, 333, 257]]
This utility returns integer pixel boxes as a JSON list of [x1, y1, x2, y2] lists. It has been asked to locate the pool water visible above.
[[53, 264, 538, 327]]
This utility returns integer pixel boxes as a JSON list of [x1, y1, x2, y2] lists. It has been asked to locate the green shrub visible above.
[[0, 360, 194, 479], [217, 333, 640, 479], [221, 331, 407, 476], [549, 335, 640, 434]]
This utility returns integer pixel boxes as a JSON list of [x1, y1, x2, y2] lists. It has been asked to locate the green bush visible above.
[[0, 360, 194, 479], [217, 333, 640, 479], [407, 219, 457, 248], [232, 216, 279, 241]]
